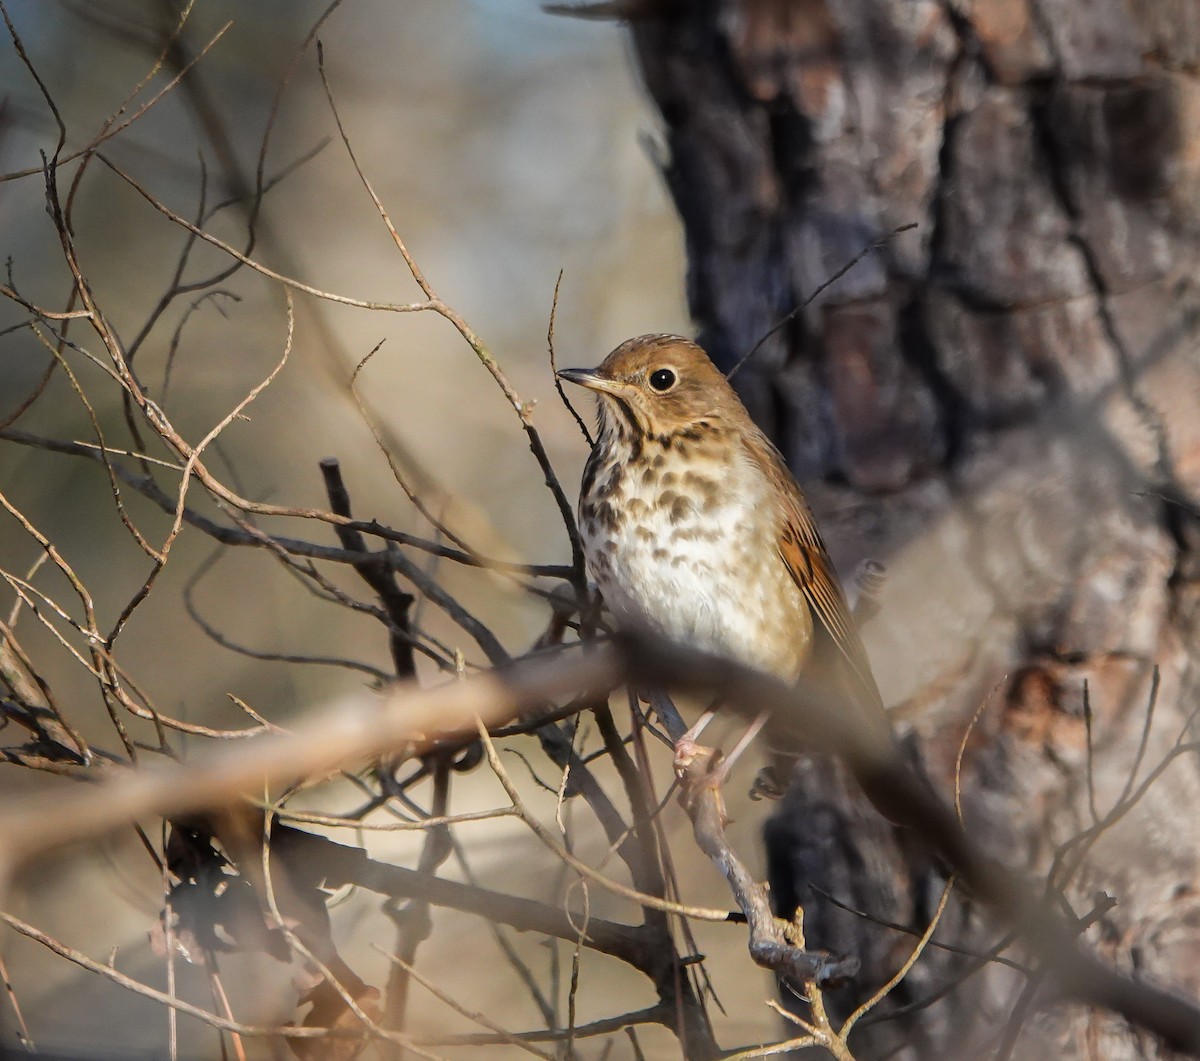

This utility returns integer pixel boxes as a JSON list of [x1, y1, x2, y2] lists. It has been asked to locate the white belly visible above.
[[581, 448, 812, 681]]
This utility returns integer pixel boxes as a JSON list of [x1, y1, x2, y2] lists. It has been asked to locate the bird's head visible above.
[[557, 334, 741, 443]]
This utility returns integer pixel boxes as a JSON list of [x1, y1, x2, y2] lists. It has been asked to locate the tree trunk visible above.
[[631, 1, 1200, 1056]]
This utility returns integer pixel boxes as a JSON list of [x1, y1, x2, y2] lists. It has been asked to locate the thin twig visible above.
[[474, 714, 736, 922], [0, 949, 33, 1050], [372, 945, 553, 1060], [0, 913, 345, 1042], [727, 222, 918, 380], [547, 269, 592, 445], [841, 877, 955, 1035]]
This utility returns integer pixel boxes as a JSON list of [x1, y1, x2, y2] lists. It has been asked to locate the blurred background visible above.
[[7, 2, 1200, 1058]]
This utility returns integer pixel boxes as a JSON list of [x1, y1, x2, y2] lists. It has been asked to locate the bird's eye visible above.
[[648, 368, 677, 392]]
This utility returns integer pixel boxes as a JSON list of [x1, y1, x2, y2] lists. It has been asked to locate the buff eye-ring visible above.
[[649, 367, 677, 392]]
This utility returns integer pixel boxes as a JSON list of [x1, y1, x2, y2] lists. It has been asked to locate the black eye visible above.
[[648, 368, 676, 392]]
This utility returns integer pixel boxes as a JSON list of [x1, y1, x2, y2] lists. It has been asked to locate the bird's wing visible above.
[[752, 435, 885, 717]]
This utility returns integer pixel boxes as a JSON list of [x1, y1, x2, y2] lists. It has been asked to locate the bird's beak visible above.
[[556, 367, 623, 395]]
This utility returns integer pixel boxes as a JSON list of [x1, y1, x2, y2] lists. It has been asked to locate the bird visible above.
[[557, 333, 888, 790]]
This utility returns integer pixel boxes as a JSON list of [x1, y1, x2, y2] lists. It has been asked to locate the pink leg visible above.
[[712, 711, 770, 786], [673, 707, 717, 775]]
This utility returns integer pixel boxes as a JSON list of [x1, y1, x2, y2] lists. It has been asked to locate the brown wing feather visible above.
[[750, 434, 885, 717]]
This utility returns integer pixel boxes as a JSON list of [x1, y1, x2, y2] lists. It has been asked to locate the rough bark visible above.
[[631, 1, 1200, 1057]]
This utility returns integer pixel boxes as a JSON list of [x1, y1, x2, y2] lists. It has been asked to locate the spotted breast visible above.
[[578, 422, 814, 683]]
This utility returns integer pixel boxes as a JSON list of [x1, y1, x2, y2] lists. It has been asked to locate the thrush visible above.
[[557, 333, 888, 785]]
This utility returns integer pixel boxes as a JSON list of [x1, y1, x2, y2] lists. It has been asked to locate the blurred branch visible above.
[[0, 950, 31, 1051], [374, 944, 553, 1059], [96, 154, 435, 314], [474, 710, 731, 922], [378, 757, 452, 1046], [0, 621, 88, 762], [0, 643, 618, 869], [182, 560, 395, 681], [3, 636, 1199, 1053], [271, 825, 650, 967], [320, 458, 416, 681], [542, 1, 681, 19], [0, 4, 231, 184], [416, 1003, 669, 1047], [1, 911, 348, 1043], [0, 428, 575, 581]]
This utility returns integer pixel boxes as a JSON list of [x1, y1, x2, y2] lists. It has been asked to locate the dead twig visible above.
[[675, 748, 858, 987]]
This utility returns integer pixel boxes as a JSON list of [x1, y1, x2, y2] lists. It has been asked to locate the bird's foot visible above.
[[749, 764, 789, 801], [673, 733, 706, 778], [673, 740, 729, 822], [673, 733, 732, 783]]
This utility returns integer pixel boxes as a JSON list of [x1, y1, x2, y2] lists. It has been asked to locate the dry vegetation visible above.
[[2, 3, 1200, 1060]]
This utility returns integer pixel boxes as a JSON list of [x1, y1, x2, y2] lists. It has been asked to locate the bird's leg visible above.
[[750, 751, 797, 801], [672, 700, 720, 776], [675, 710, 770, 824], [681, 707, 717, 742], [708, 710, 771, 788]]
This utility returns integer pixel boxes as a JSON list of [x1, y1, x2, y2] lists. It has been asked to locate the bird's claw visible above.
[[673, 734, 702, 778], [749, 764, 790, 801], [673, 740, 730, 823]]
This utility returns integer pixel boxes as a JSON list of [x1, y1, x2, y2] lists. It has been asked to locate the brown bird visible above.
[[558, 333, 888, 785]]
